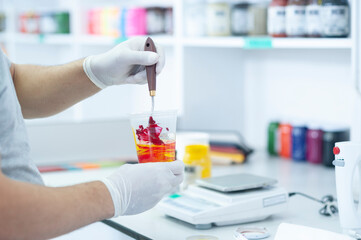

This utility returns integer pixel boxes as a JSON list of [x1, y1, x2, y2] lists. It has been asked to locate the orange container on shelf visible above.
[[279, 122, 292, 159]]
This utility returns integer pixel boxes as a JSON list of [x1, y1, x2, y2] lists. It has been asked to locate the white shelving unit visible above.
[[3, 33, 176, 46], [1, 0, 360, 162], [182, 37, 352, 49], [1, 33, 353, 49]]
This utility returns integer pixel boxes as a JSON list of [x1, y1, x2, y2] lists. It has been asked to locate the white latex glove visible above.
[[83, 37, 165, 89], [101, 160, 184, 217]]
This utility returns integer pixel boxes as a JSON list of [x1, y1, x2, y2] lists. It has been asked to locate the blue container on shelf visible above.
[[292, 122, 307, 161]]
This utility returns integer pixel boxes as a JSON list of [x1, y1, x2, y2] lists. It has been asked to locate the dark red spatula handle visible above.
[[144, 37, 157, 96]]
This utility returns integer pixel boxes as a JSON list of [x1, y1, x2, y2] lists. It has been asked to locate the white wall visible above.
[[243, 49, 353, 148], [27, 120, 137, 164], [180, 48, 354, 149], [179, 47, 245, 132]]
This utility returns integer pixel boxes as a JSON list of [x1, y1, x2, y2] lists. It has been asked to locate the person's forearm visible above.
[[0, 175, 114, 240], [12, 59, 100, 119]]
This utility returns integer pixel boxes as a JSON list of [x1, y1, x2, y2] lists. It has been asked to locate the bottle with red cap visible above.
[[268, 0, 287, 37]]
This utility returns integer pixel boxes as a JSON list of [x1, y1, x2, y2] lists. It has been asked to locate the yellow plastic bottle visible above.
[[183, 144, 212, 178]]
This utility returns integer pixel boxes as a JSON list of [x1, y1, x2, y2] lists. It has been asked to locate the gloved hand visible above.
[[101, 160, 184, 217], [83, 37, 165, 89]]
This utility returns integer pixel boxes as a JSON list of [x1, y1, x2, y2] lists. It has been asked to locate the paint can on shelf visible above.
[[267, 121, 279, 156], [292, 121, 307, 161], [322, 124, 350, 167], [306, 123, 323, 164]]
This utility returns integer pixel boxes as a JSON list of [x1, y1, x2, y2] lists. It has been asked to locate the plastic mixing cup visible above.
[[130, 110, 177, 163]]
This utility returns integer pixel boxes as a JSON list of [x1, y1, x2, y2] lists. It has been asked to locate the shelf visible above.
[[78, 35, 175, 46], [6, 33, 175, 47], [182, 37, 352, 49], [4, 33, 353, 50], [11, 33, 75, 45], [271, 38, 352, 49], [183, 36, 245, 48]]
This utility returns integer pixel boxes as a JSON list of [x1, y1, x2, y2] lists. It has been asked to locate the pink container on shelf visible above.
[[88, 8, 102, 35], [88, 9, 95, 34], [125, 7, 147, 37]]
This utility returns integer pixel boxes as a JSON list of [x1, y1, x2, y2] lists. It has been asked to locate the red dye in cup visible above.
[[135, 117, 175, 163]]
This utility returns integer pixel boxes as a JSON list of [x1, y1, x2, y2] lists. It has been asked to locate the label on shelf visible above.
[[38, 34, 45, 43], [244, 38, 273, 49], [114, 37, 128, 44]]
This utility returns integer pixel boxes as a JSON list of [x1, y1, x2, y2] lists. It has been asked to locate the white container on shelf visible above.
[[268, 3, 287, 37], [305, 1, 322, 37], [321, 1, 350, 37], [184, 0, 207, 37], [146, 7, 165, 35], [231, 3, 249, 36], [286, 1, 307, 37], [248, 2, 268, 36], [206, 0, 231, 36]]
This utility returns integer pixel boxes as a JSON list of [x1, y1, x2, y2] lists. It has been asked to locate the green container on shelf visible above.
[[55, 12, 70, 34], [267, 121, 279, 156], [0, 12, 6, 32]]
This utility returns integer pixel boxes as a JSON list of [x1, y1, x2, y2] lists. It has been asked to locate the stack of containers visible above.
[[184, 0, 350, 38], [19, 11, 70, 34], [185, 0, 268, 37], [268, 0, 350, 38], [87, 7, 173, 38], [267, 120, 350, 167]]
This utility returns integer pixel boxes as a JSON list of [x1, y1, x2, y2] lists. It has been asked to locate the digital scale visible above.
[[158, 174, 288, 229]]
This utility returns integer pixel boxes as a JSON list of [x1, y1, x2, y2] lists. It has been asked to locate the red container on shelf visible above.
[[279, 122, 292, 159], [88, 8, 101, 35], [19, 12, 40, 34]]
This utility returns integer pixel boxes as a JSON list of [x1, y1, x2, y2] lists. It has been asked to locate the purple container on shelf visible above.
[[306, 124, 323, 164]]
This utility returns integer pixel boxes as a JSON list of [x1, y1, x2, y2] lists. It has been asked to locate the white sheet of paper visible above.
[[52, 222, 135, 240], [275, 223, 353, 240]]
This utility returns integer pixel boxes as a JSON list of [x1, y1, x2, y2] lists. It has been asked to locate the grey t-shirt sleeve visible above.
[[0, 50, 44, 185], [1, 49, 11, 68]]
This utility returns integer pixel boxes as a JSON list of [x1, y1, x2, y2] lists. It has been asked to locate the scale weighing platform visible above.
[[158, 174, 288, 229]]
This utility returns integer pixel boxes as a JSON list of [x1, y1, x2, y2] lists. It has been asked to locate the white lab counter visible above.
[[42, 151, 341, 240]]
